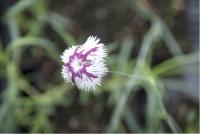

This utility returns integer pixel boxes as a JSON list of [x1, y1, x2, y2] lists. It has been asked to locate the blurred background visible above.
[[0, 0, 199, 133]]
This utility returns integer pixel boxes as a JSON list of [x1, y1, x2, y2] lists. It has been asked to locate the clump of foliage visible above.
[[0, 0, 198, 133]]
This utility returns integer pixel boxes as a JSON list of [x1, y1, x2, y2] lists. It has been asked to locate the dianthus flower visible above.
[[61, 36, 108, 91]]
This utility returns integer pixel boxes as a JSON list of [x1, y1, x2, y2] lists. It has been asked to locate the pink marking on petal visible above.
[[64, 46, 99, 83]]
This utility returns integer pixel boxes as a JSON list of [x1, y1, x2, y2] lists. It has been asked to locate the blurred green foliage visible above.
[[0, 0, 199, 133]]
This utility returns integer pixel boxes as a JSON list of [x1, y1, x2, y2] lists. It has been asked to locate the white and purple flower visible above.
[[61, 36, 108, 91]]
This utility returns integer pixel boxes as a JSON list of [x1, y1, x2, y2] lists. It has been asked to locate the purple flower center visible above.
[[64, 46, 98, 82]]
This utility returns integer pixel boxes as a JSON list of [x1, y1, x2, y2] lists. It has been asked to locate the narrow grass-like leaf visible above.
[[48, 15, 76, 46], [107, 21, 162, 132], [153, 52, 199, 76], [124, 107, 142, 132], [162, 23, 183, 57], [117, 36, 134, 71], [4, 0, 34, 17], [6, 36, 60, 63]]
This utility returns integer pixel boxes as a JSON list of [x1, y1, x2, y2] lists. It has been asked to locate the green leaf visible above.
[[6, 36, 60, 63], [153, 52, 199, 76], [48, 14, 76, 46]]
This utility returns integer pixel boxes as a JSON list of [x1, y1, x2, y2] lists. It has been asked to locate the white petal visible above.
[[60, 36, 108, 91]]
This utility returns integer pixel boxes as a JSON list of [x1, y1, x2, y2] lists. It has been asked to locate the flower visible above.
[[61, 36, 108, 91]]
